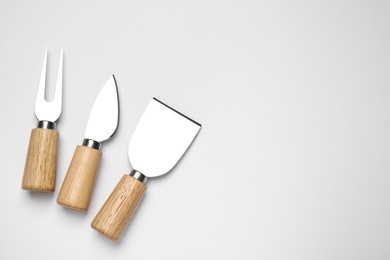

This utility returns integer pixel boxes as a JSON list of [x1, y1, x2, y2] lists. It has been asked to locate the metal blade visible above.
[[84, 75, 119, 142], [128, 98, 201, 177]]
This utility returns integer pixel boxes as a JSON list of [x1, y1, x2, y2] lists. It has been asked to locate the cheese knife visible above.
[[57, 75, 119, 211], [91, 98, 201, 241]]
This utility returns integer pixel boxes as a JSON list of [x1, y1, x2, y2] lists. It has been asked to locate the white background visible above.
[[1, 1, 390, 259]]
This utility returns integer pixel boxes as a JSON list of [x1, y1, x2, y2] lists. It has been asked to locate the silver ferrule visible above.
[[37, 120, 56, 130], [129, 170, 148, 184], [82, 139, 101, 150]]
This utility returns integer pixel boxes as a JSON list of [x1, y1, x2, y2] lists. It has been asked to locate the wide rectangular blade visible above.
[[128, 98, 201, 177]]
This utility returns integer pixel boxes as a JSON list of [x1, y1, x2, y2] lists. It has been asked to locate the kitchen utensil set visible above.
[[22, 48, 202, 242]]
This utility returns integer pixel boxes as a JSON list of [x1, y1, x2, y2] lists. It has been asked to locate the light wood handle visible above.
[[22, 128, 59, 192], [57, 145, 102, 211], [91, 174, 146, 241]]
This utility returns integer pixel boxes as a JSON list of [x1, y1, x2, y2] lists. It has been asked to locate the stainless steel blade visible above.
[[128, 98, 201, 177], [84, 75, 119, 142]]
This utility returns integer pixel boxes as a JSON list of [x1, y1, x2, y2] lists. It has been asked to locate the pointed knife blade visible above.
[[84, 75, 119, 142]]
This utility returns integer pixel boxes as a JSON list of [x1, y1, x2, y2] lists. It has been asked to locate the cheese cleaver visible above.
[[91, 98, 201, 241]]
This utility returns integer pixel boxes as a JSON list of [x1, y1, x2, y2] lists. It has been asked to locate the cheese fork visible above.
[[22, 48, 63, 192]]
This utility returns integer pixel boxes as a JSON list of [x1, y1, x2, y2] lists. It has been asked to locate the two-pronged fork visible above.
[[22, 48, 63, 192]]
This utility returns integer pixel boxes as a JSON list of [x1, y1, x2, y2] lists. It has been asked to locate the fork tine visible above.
[[36, 47, 48, 103], [53, 49, 63, 111]]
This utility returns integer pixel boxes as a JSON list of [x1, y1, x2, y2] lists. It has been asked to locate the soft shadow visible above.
[[27, 190, 55, 201], [60, 206, 89, 219]]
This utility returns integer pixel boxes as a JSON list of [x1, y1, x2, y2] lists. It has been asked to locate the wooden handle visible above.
[[57, 145, 102, 211], [91, 174, 146, 241], [22, 128, 59, 192]]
